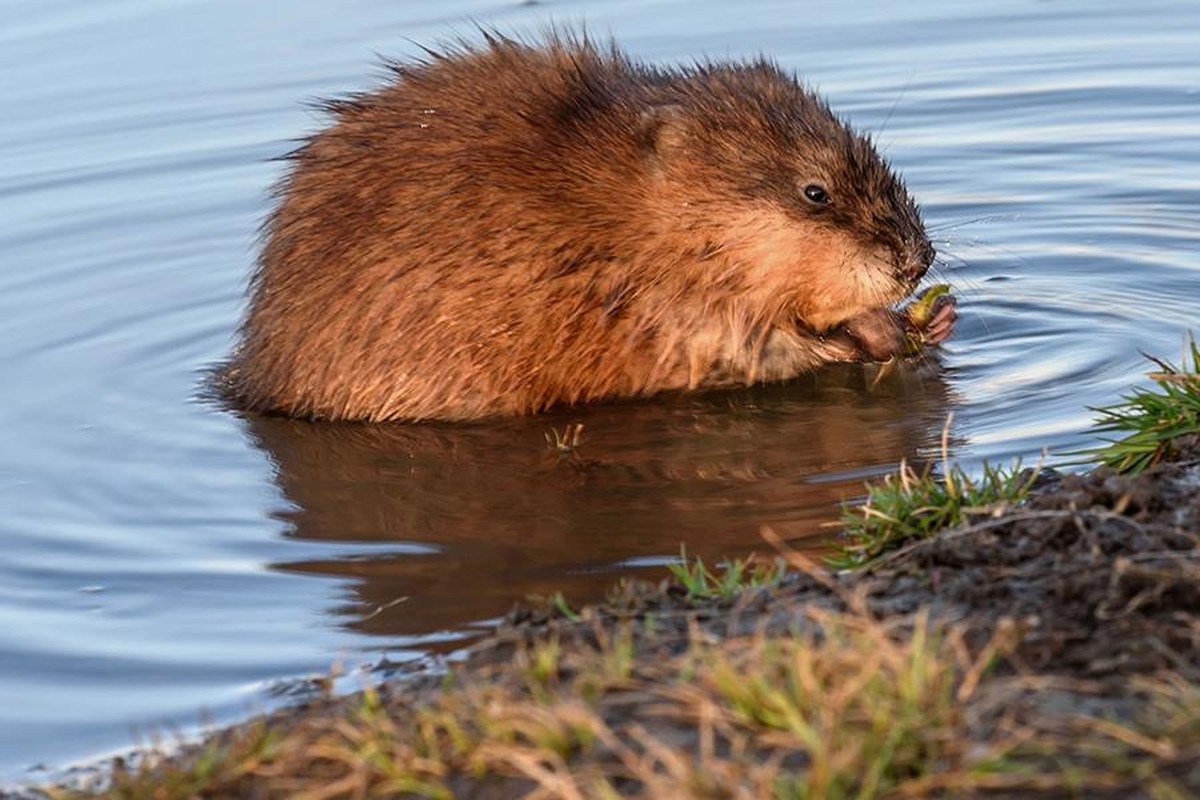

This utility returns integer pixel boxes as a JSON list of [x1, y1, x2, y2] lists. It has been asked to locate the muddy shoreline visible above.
[[36, 436, 1199, 798]]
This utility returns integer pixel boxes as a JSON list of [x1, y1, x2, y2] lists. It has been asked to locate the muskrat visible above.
[[227, 32, 956, 422]]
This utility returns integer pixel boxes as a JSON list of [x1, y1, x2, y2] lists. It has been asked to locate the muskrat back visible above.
[[227, 31, 950, 422]]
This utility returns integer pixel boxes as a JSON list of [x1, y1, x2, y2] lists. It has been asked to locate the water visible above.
[[1, 0, 1197, 780]]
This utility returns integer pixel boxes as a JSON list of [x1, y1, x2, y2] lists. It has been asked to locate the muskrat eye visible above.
[[803, 184, 830, 205]]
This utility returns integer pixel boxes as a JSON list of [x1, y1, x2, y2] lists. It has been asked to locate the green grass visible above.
[[668, 547, 788, 601], [704, 609, 979, 798], [550, 591, 582, 622], [832, 457, 1036, 569], [1084, 335, 1200, 473], [831, 336, 1199, 568]]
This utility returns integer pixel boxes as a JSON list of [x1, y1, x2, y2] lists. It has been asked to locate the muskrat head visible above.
[[642, 62, 934, 333]]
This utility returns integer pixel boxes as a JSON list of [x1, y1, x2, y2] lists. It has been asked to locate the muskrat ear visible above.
[[638, 104, 689, 156]]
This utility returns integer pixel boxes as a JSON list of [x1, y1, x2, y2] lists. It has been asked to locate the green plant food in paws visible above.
[[903, 283, 952, 354], [905, 284, 952, 327]]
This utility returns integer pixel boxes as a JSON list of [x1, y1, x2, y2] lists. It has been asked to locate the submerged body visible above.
[[228, 33, 955, 422]]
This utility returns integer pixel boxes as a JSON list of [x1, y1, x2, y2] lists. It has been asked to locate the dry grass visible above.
[[57, 594, 1200, 800]]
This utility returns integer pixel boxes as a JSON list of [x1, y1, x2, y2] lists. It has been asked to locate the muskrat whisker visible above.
[[872, 71, 916, 148], [927, 214, 1011, 233], [931, 250, 968, 270], [927, 257, 998, 339], [930, 252, 985, 296]]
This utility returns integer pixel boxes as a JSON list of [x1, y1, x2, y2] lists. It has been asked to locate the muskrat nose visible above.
[[919, 239, 936, 269], [897, 241, 931, 284], [902, 239, 935, 282]]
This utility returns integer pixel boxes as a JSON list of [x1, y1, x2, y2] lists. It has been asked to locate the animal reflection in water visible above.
[[236, 364, 952, 641]]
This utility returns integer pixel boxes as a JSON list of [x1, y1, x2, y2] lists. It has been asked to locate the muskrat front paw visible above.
[[838, 288, 958, 364], [842, 307, 908, 362]]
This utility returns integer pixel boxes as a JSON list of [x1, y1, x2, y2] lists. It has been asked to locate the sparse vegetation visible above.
[[702, 608, 1008, 798], [836, 335, 1199, 570], [58, 596, 1200, 799], [545, 422, 585, 454], [1085, 335, 1200, 473], [833, 455, 1036, 569], [550, 592, 582, 622], [667, 547, 788, 602]]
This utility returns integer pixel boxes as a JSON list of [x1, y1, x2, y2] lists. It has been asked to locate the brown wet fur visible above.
[[227, 31, 940, 422]]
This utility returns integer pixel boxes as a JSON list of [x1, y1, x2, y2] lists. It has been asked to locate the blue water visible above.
[[1, 0, 1197, 780]]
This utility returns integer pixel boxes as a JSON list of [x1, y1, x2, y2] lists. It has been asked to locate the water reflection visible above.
[[239, 361, 953, 639]]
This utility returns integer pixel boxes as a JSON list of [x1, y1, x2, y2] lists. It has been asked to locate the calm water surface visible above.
[[1, 0, 1197, 779]]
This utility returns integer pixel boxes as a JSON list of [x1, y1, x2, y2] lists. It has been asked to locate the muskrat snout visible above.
[[898, 238, 936, 285]]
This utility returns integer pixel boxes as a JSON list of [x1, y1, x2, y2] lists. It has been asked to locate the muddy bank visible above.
[[518, 443, 1200, 668], [48, 439, 1200, 798]]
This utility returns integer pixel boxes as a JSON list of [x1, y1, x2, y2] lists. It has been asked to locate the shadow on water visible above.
[[233, 360, 955, 642]]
